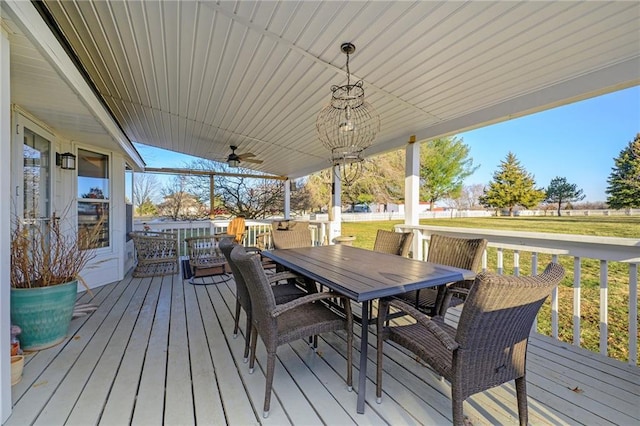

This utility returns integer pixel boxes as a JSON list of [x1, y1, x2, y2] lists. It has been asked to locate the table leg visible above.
[[357, 300, 369, 414]]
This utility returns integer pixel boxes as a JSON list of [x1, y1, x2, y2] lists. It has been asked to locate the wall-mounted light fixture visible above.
[[56, 152, 77, 170]]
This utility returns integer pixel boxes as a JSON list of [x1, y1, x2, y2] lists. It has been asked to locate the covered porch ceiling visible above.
[[11, 1, 640, 178]]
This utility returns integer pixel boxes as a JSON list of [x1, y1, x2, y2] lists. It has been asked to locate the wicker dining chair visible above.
[[270, 226, 313, 249], [373, 229, 413, 257], [231, 244, 353, 418], [376, 262, 565, 425], [397, 234, 487, 317], [219, 238, 307, 362], [129, 231, 179, 277]]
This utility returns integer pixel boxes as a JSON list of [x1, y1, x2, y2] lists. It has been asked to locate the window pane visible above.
[[78, 201, 109, 249], [77, 148, 109, 248], [78, 149, 109, 199]]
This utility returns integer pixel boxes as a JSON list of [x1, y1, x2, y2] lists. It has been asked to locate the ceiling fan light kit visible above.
[[225, 145, 262, 168], [316, 42, 380, 184]]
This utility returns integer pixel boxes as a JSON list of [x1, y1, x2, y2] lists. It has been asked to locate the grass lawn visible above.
[[341, 216, 639, 364]]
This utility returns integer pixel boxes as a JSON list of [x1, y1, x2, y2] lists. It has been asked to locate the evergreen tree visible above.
[[545, 176, 585, 216], [606, 133, 640, 209], [479, 152, 545, 215], [420, 137, 479, 210], [136, 198, 158, 216]]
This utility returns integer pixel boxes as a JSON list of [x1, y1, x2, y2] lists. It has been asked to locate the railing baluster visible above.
[[600, 260, 608, 356], [497, 248, 503, 275], [573, 257, 581, 347], [551, 254, 559, 340], [481, 250, 487, 272], [629, 263, 638, 365], [513, 250, 520, 276], [532, 252, 538, 331]]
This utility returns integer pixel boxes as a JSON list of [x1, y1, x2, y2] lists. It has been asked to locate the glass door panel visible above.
[[23, 127, 51, 224]]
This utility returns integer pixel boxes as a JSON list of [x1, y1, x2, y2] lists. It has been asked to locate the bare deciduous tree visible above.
[[133, 173, 159, 209]]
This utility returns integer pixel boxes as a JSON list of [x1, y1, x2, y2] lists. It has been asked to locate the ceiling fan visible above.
[[225, 145, 263, 167]]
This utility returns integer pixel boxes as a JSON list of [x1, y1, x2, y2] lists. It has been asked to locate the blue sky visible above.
[[136, 86, 639, 203], [458, 86, 639, 202]]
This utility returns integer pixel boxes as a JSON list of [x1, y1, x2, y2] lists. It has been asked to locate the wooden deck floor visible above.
[[6, 272, 639, 425]]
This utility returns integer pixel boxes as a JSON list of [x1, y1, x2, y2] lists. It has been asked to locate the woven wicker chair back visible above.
[[426, 234, 487, 271], [373, 230, 413, 257], [230, 245, 278, 344], [219, 239, 251, 313], [454, 262, 565, 396], [129, 231, 179, 277], [271, 227, 312, 249], [271, 220, 309, 231]]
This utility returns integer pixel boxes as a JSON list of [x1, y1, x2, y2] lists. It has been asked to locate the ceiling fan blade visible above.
[[237, 152, 256, 159], [242, 158, 263, 164]]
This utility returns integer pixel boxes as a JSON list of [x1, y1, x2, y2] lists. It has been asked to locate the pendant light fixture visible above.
[[316, 42, 380, 184]]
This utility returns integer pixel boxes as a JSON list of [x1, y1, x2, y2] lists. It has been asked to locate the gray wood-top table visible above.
[[262, 244, 474, 414]]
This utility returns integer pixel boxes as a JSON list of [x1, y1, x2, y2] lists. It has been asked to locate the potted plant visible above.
[[10, 213, 101, 350]]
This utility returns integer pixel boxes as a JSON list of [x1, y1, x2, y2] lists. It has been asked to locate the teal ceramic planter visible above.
[[10, 280, 78, 351]]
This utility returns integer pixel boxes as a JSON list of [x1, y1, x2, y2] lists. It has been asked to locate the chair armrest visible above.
[[385, 298, 459, 351], [271, 292, 346, 318], [268, 271, 299, 283], [447, 286, 470, 297]]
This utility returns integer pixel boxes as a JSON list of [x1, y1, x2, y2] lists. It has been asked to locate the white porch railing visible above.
[[395, 224, 639, 366], [134, 219, 330, 255]]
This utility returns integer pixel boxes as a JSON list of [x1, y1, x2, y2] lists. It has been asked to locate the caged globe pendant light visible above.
[[316, 43, 380, 184]]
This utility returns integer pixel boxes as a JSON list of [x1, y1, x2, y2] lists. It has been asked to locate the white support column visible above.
[[329, 165, 342, 243], [1, 26, 12, 423], [405, 136, 420, 257], [284, 179, 291, 219]]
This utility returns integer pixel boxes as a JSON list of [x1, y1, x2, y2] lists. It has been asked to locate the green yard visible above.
[[341, 216, 639, 364]]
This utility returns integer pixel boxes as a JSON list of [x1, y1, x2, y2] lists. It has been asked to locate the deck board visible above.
[[6, 272, 639, 425], [129, 276, 173, 426], [92, 275, 163, 425]]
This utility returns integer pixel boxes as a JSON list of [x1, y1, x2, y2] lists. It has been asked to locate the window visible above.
[[125, 166, 133, 242], [77, 148, 109, 248]]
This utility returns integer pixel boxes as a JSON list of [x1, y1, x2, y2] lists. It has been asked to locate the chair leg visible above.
[[263, 352, 276, 418], [376, 300, 388, 403], [376, 335, 383, 403], [233, 300, 241, 338], [346, 318, 353, 392], [515, 376, 529, 426], [249, 326, 258, 373], [451, 384, 465, 426], [243, 312, 252, 363]]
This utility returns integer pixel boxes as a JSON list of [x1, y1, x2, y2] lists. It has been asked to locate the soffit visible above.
[[41, 0, 640, 177]]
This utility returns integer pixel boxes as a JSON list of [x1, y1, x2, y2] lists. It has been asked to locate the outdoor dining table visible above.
[[262, 244, 474, 414]]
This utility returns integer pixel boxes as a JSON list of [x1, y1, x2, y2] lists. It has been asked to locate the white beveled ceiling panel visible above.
[[41, 0, 640, 178]]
